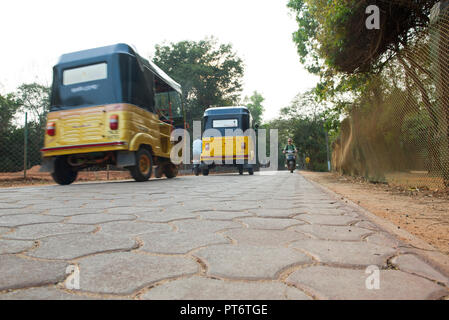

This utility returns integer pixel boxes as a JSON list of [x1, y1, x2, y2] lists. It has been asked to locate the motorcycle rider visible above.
[[283, 138, 298, 172], [282, 138, 298, 155]]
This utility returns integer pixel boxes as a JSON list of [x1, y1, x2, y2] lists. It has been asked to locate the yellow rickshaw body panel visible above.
[[200, 136, 254, 162], [42, 103, 173, 158]]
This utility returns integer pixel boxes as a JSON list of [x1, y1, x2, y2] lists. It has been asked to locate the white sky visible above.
[[0, 0, 318, 121]]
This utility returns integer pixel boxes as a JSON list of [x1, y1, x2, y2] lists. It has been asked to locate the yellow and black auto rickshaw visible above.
[[200, 106, 256, 175], [40, 43, 185, 185]]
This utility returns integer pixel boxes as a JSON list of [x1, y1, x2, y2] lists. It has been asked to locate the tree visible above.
[[287, 0, 438, 74], [0, 93, 20, 136], [243, 91, 265, 126], [14, 83, 51, 127], [152, 37, 245, 122], [286, 0, 439, 117], [267, 91, 331, 171], [0, 83, 50, 172]]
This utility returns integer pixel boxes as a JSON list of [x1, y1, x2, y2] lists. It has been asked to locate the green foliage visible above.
[[288, 0, 437, 74], [267, 91, 330, 172], [0, 83, 49, 172], [15, 82, 51, 127], [243, 91, 265, 126], [153, 37, 244, 123], [0, 93, 20, 136], [286, 0, 437, 121]]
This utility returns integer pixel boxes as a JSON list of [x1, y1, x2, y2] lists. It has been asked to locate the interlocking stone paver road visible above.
[[0, 171, 448, 300]]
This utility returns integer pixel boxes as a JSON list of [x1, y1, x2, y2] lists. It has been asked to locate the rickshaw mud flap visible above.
[[116, 151, 136, 167], [40, 158, 55, 173]]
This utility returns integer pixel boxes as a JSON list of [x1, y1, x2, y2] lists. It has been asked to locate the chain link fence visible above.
[[333, 4, 449, 190], [0, 112, 134, 184], [0, 113, 46, 181], [0, 112, 197, 185]]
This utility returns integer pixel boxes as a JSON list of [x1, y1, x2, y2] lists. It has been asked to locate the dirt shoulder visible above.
[[301, 171, 449, 257]]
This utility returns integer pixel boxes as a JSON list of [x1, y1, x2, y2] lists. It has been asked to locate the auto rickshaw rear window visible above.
[[63, 63, 107, 85], [212, 119, 238, 128]]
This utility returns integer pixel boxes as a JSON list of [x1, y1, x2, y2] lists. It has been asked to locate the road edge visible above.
[[299, 171, 449, 276]]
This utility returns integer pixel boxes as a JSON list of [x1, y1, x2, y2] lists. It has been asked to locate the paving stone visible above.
[[0, 239, 35, 254], [27, 203, 77, 210], [293, 225, 371, 241], [290, 239, 396, 267], [139, 230, 229, 254], [0, 255, 68, 290], [224, 228, 310, 246], [237, 217, 304, 230], [0, 226, 12, 235], [46, 208, 102, 216], [294, 214, 359, 226], [354, 220, 380, 231], [299, 208, 352, 216], [391, 254, 449, 285], [67, 213, 136, 224], [197, 201, 260, 212], [107, 206, 155, 214], [286, 266, 447, 300], [0, 214, 63, 227], [296, 203, 342, 209], [257, 201, 300, 210], [0, 286, 104, 300], [98, 221, 171, 236], [195, 245, 311, 279], [0, 208, 44, 216], [134, 207, 197, 222], [141, 276, 311, 300], [196, 211, 252, 220], [173, 219, 241, 233], [27, 233, 138, 260], [0, 203, 28, 209], [364, 233, 402, 248], [249, 208, 304, 218], [4, 223, 96, 240], [81, 201, 123, 209], [77, 252, 198, 294]]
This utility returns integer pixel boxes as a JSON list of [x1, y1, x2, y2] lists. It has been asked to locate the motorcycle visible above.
[[286, 150, 296, 173]]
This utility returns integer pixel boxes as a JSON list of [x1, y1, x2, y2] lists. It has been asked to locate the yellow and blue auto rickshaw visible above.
[[200, 106, 256, 175], [40, 43, 185, 184]]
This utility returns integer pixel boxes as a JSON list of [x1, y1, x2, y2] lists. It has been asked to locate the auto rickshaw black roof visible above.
[[56, 43, 182, 94], [203, 106, 250, 117]]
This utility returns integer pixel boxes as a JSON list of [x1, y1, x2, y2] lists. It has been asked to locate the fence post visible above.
[[325, 128, 331, 172], [24, 112, 28, 180], [430, 1, 449, 187]]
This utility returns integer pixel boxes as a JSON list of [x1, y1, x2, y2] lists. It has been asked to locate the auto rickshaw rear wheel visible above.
[[238, 165, 244, 175], [194, 166, 200, 176], [52, 156, 78, 185], [164, 163, 178, 179], [248, 166, 254, 175], [202, 168, 209, 176], [129, 148, 153, 182]]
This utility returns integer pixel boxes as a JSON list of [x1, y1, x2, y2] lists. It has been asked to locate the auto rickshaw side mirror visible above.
[[254, 123, 260, 130]]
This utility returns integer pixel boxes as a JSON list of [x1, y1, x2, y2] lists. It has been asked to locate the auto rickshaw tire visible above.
[[129, 148, 153, 182], [248, 167, 254, 175], [194, 166, 200, 176], [51, 157, 78, 185], [164, 163, 178, 179], [202, 168, 209, 176], [238, 166, 244, 175]]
